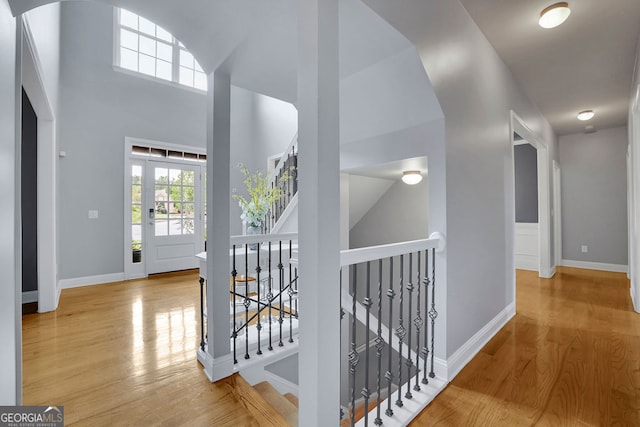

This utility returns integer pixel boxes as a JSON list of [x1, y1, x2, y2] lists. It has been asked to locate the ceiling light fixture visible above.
[[538, 2, 571, 29], [402, 171, 422, 185], [577, 110, 595, 121]]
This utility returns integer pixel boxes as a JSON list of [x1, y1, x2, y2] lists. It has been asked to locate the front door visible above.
[[146, 161, 203, 274]]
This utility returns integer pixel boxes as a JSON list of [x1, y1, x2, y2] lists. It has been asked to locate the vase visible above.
[[246, 225, 262, 250]]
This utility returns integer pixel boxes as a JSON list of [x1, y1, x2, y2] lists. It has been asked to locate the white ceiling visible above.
[[459, 0, 640, 136]]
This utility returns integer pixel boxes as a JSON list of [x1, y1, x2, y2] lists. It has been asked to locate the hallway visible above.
[[411, 267, 639, 426]]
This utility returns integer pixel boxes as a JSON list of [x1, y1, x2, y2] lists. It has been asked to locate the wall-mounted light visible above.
[[577, 110, 595, 121], [538, 2, 571, 29], [402, 171, 422, 185]]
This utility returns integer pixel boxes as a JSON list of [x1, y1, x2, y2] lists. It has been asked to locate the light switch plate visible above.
[[581, 245, 588, 253], [88, 210, 99, 219]]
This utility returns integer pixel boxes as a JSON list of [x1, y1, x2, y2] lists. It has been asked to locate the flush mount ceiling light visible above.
[[402, 171, 422, 185], [538, 2, 571, 29], [577, 110, 595, 121]]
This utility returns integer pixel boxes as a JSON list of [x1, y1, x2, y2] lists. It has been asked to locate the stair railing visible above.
[[264, 133, 298, 234], [229, 232, 299, 364], [339, 234, 444, 426]]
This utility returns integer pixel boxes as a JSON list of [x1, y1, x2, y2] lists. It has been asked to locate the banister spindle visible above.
[[422, 249, 429, 385], [244, 244, 250, 360], [288, 241, 294, 343], [374, 259, 384, 426], [395, 255, 405, 408], [429, 249, 438, 379], [405, 253, 414, 400], [278, 240, 284, 347], [232, 245, 238, 364], [349, 265, 359, 427], [414, 251, 423, 392], [385, 257, 394, 417], [362, 262, 372, 427], [256, 247, 262, 355]]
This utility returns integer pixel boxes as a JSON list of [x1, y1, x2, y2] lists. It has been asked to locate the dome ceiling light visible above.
[[402, 171, 422, 185], [538, 2, 571, 29], [577, 110, 595, 121]]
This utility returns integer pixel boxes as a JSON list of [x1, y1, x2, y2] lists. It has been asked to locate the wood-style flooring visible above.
[[411, 267, 640, 426], [22, 267, 640, 426]]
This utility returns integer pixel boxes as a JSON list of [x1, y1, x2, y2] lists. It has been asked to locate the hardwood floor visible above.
[[22, 270, 282, 426], [23, 267, 640, 426], [411, 267, 640, 426]]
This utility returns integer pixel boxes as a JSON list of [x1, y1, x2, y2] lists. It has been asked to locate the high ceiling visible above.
[[459, 0, 640, 136]]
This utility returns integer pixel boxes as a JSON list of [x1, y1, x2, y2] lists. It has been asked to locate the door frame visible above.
[[510, 111, 553, 281], [124, 137, 205, 279]]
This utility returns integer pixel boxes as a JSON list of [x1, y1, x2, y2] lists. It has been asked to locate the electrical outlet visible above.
[[581, 245, 588, 253], [88, 210, 99, 219]]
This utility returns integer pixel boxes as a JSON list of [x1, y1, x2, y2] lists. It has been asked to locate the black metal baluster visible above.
[[256, 247, 262, 355], [395, 255, 405, 408], [349, 265, 359, 427], [374, 259, 384, 426], [405, 253, 414, 400], [288, 240, 294, 343], [244, 244, 250, 360], [362, 262, 372, 426], [268, 242, 273, 351], [278, 240, 284, 347], [340, 268, 345, 422], [199, 276, 205, 351], [232, 246, 238, 364], [385, 257, 394, 418], [429, 249, 438, 378], [414, 251, 423, 392], [422, 249, 429, 385]]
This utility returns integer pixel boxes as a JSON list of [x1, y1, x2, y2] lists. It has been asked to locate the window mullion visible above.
[[172, 38, 180, 84]]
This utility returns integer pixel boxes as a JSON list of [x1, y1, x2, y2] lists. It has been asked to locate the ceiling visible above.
[[459, 0, 640, 136]]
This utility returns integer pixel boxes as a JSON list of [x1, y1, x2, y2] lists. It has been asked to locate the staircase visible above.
[[225, 374, 298, 426]]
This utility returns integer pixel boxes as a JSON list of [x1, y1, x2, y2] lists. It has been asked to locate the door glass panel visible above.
[[131, 164, 143, 264]]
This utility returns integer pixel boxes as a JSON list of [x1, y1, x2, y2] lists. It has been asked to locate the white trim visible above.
[[446, 302, 515, 381], [21, 15, 58, 313], [511, 111, 553, 281], [58, 272, 125, 290], [631, 286, 638, 312], [560, 259, 628, 273], [113, 65, 207, 95], [341, 236, 442, 267], [209, 353, 234, 382], [197, 347, 215, 381], [22, 291, 38, 304], [553, 160, 562, 269]]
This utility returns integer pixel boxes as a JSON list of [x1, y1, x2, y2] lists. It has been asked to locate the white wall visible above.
[[363, 0, 558, 359], [559, 126, 628, 268], [350, 178, 428, 248], [0, 0, 18, 404]]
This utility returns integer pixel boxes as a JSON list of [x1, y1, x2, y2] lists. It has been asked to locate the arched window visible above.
[[115, 9, 207, 91]]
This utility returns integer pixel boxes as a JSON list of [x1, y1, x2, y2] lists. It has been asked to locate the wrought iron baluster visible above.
[[395, 255, 405, 408], [422, 249, 429, 384], [199, 276, 205, 351], [385, 257, 394, 417], [429, 249, 438, 379], [362, 262, 372, 427], [349, 265, 359, 427], [278, 240, 284, 347], [256, 248, 262, 355], [414, 251, 423, 391], [374, 259, 384, 426], [244, 244, 250, 360], [268, 242, 273, 351], [405, 253, 414, 400], [232, 246, 238, 364], [288, 240, 294, 343]]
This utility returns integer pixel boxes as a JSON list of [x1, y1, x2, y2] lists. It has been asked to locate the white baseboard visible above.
[[22, 290, 38, 304], [541, 265, 556, 279], [446, 302, 515, 381], [632, 287, 639, 313], [561, 259, 628, 273], [58, 272, 125, 289]]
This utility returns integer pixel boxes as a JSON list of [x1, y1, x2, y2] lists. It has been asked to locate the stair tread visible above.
[[219, 374, 291, 427], [253, 381, 298, 426], [283, 393, 298, 408]]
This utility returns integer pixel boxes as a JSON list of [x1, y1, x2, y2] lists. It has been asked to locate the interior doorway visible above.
[[510, 111, 553, 292]]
